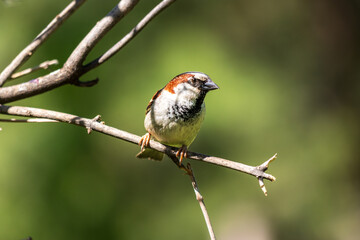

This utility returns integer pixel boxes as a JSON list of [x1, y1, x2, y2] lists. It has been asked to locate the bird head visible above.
[[164, 72, 219, 96]]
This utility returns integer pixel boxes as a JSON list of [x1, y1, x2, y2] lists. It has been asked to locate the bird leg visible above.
[[176, 145, 188, 165], [139, 132, 151, 150]]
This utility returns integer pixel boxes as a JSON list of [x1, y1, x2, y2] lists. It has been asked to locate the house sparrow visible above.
[[136, 72, 219, 163]]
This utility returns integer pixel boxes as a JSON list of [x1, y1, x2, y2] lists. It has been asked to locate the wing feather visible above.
[[145, 88, 163, 114]]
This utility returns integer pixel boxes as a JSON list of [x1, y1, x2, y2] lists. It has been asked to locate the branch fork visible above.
[[0, 0, 176, 103], [256, 153, 277, 196], [0, 1, 278, 239]]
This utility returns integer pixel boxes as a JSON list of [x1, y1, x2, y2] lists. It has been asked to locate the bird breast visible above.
[[144, 89, 206, 147]]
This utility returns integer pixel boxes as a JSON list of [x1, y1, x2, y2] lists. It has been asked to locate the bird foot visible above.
[[139, 133, 151, 150], [176, 145, 188, 165]]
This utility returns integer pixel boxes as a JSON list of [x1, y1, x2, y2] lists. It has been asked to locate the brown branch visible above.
[[63, 0, 139, 73], [186, 164, 216, 240], [165, 155, 215, 238], [82, 0, 177, 73], [0, 105, 277, 188], [0, 0, 139, 103], [0, 118, 58, 123], [0, 0, 176, 104], [0, 0, 86, 86], [0, 69, 66, 103], [166, 153, 216, 238], [257, 154, 277, 196], [0, 103, 276, 239], [10, 59, 59, 80]]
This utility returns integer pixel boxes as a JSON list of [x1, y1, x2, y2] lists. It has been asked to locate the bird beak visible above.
[[202, 79, 219, 91]]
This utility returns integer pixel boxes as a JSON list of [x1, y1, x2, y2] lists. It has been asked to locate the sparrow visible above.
[[136, 72, 219, 164]]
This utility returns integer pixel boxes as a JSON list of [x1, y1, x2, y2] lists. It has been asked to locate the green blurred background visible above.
[[1, 0, 359, 239]]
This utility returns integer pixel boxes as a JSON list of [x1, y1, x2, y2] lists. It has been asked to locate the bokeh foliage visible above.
[[0, 0, 359, 239]]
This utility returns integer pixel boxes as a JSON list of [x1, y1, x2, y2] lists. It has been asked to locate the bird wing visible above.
[[145, 88, 163, 115]]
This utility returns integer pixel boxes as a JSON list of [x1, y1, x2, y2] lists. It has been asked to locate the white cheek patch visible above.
[[174, 83, 199, 97]]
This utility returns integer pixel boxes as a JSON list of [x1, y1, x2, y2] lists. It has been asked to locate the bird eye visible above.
[[187, 77, 196, 85]]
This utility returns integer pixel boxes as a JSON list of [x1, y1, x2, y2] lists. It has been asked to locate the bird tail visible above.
[[136, 148, 164, 161]]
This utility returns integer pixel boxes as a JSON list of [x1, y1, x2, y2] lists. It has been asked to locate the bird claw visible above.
[[139, 133, 151, 150], [176, 145, 188, 165]]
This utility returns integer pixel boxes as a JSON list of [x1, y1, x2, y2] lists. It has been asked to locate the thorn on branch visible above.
[[86, 115, 104, 134], [71, 78, 99, 87]]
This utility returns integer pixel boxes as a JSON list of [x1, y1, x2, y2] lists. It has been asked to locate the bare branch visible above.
[[186, 163, 216, 240], [0, 118, 58, 123], [0, 0, 174, 104], [257, 153, 277, 196], [0, 0, 139, 103], [0, 0, 139, 104], [0, 104, 276, 239], [64, 0, 139, 73], [188, 152, 277, 182], [10, 59, 59, 80], [83, 0, 177, 73], [0, 0, 86, 86], [164, 155, 217, 239], [86, 115, 103, 134], [0, 105, 277, 183], [0, 69, 65, 104], [0, 2, 275, 238]]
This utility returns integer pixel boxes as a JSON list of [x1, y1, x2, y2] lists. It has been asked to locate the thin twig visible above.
[[186, 164, 216, 240], [166, 154, 216, 239], [0, 0, 86, 86], [0, 118, 58, 123], [64, 0, 139, 73], [0, 105, 277, 186], [10, 59, 59, 80], [82, 0, 177, 73]]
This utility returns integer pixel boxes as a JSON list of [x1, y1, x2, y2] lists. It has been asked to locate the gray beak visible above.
[[202, 79, 219, 91]]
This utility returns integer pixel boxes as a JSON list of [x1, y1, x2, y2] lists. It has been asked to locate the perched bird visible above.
[[137, 72, 219, 164]]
